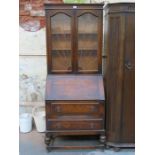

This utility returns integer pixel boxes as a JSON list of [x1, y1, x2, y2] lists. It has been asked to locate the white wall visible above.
[[19, 27, 47, 107]]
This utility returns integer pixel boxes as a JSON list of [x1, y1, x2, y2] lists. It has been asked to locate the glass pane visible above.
[[78, 13, 98, 72], [51, 13, 72, 72]]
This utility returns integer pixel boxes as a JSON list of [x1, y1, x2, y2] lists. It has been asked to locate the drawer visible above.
[[47, 119, 103, 130], [46, 101, 104, 117]]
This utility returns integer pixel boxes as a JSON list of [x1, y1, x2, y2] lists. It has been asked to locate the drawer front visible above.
[[47, 120, 103, 130], [46, 101, 104, 116]]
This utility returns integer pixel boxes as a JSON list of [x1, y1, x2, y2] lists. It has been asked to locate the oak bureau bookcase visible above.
[[44, 3, 105, 150]]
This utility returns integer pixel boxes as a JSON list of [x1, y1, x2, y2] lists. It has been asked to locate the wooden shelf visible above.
[[52, 33, 71, 36], [52, 49, 97, 51], [78, 49, 97, 51], [78, 50, 97, 57], [52, 49, 71, 51], [52, 33, 97, 36], [52, 50, 97, 56], [78, 33, 97, 36], [52, 50, 71, 56]]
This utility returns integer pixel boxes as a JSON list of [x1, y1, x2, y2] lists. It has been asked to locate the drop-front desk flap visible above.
[[45, 75, 105, 101]]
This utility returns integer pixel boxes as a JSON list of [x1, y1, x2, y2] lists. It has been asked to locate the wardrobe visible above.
[[104, 3, 135, 149]]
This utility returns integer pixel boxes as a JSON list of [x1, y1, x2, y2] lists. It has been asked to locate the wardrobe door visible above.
[[121, 12, 135, 143], [105, 13, 125, 143], [104, 3, 135, 147], [46, 10, 74, 73]]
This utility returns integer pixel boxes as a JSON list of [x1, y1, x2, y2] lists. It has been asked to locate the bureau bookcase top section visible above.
[[45, 4, 104, 74]]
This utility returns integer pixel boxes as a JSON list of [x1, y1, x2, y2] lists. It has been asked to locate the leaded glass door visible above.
[[46, 8, 102, 74], [76, 11, 102, 73], [48, 11, 73, 73]]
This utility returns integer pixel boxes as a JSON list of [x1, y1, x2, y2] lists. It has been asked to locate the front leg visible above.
[[99, 134, 106, 149], [44, 133, 52, 146]]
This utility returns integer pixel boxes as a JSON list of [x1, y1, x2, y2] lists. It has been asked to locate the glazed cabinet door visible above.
[[76, 10, 103, 73], [46, 10, 73, 73], [46, 7, 103, 74]]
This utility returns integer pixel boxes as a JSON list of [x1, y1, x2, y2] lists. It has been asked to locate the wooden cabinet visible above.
[[45, 75, 105, 150], [45, 4, 103, 74], [45, 74, 105, 148], [44, 4, 105, 150], [104, 3, 135, 148]]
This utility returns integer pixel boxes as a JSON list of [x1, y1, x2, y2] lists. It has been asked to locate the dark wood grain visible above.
[[45, 4, 103, 74], [45, 75, 105, 100], [44, 3, 104, 10], [104, 3, 135, 148], [47, 119, 103, 130], [45, 4, 105, 150], [121, 12, 135, 143], [46, 101, 104, 117]]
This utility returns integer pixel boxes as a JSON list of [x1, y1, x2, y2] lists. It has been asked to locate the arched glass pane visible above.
[[51, 13, 72, 72], [78, 13, 98, 72]]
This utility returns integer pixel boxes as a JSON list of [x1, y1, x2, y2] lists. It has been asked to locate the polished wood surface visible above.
[[45, 4, 103, 74], [44, 3, 104, 10], [46, 101, 104, 118], [45, 75, 105, 100], [104, 3, 135, 148], [45, 4, 105, 151], [47, 119, 103, 130]]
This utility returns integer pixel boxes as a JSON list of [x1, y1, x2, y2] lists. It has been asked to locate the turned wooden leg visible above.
[[99, 135, 106, 149], [46, 146, 52, 152], [45, 136, 51, 146], [44, 133, 52, 146], [45, 133, 56, 152], [105, 144, 110, 149], [100, 135, 106, 144]]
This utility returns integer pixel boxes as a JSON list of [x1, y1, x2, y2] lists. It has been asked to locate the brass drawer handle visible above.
[[55, 123, 61, 129], [56, 106, 61, 112], [90, 106, 97, 112], [90, 123, 95, 129]]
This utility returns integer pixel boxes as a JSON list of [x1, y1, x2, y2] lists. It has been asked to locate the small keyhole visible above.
[[56, 106, 61, 112], [90, 123, 94, 129]]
